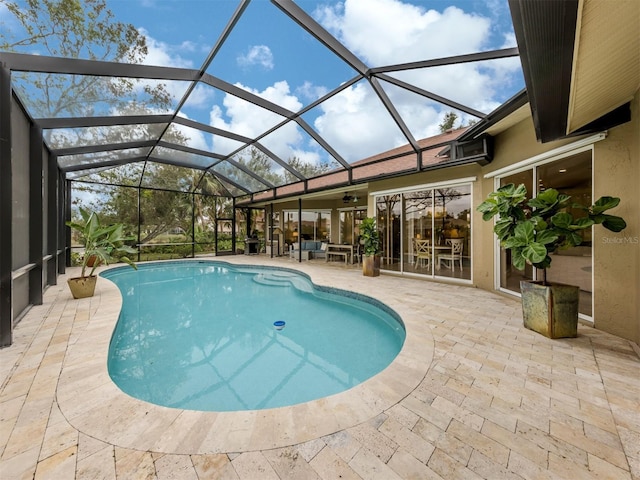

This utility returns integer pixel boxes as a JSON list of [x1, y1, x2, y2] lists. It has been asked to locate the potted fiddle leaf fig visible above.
[[477, 183, 626, 338], [360, 217, 382, 277], [66, 208, 137, 299]]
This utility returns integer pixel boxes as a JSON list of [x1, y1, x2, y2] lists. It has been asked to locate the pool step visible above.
[[252, 272, 313, 292]]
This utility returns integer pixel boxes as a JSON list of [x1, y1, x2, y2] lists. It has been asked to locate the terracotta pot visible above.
[[520, 281, 579, 338], [85, 255, 101, 267], [67, 276, 98, 299], [362, 255, 380, 277]]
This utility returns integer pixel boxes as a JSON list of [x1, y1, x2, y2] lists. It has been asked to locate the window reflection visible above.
[[376, 184, 472, 281], [283, 210, 331, 244], [499, 170, 534, 292]]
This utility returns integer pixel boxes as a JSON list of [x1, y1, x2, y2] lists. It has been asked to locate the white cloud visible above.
[[182, 83, 216, 111], [138, 28, 194, 68], [306, 0, 522, 161], [502, 31, 518, 49], [290, 148, 322, 166], [175, 0, 522, 167], [120, 31, 215, 114], [315, 82, 412, 162], [316, 1, 491, 65], [168, 119, 210, 153], [209, 81, 307, 162], [237, 45, 274, 70], [296, 81, 329, 102]]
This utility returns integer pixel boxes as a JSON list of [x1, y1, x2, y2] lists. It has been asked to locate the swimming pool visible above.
[[102, 261, 405, 412]]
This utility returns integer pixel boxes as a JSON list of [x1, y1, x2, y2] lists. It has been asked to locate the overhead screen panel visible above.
[[165, 122, 246, 157], [300, 79, 409, 164], [11, 73, 190, 118], [151, 145, 216, 169], [3, 0, 526, 199], [44, 123, 168, 149], [203, 0, 357, 109], [67, 162, 145, 186], [57, 147, 152, 170], [140, 162, 202, 192]]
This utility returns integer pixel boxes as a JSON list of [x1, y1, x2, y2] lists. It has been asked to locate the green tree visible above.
[[221, 148, 336, 192], [285, 156, 333, 183], [0, 0, 172, 120], [2, 0, 224, 250], [438, 111, 458, 133], [241, 147, 284, 187], [1, 0, 144, 59]]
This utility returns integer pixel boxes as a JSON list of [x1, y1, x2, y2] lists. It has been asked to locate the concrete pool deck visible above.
[[1, 256, 639, 479]]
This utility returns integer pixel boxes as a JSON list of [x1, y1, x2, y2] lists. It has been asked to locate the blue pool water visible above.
[[102, 261, 405, 412]]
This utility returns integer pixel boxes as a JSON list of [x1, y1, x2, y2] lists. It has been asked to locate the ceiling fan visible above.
[[342, 192, 360, 204]]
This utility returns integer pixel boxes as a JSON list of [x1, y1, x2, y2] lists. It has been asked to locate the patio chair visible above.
[[438, 238, 464, 271], [414, 239, 432, 268]]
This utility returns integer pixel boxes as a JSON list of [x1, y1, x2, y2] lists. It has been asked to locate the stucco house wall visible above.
[[476, 92, 639, 344], [592, 91, 639, 343]]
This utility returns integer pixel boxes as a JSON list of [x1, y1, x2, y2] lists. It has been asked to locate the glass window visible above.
[[339, 209, 366, 244], [499, 170, 534, 292], [375, 183, 472, 281], [376, 195, 402, 271], [283, 210, 331, 244], [403, 190, 433, 274], [539, 152, 592, 316], [434, 185, 471, 280]]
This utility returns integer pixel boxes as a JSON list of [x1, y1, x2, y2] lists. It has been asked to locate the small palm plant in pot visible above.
[[360, 217, 382, 277], [477, 184, 626, 338], [66, 208, 137, 299]]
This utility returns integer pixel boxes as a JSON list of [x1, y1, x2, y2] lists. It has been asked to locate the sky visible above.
[[2, 0, 524, 169]]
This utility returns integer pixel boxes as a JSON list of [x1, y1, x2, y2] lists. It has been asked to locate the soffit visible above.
[[484, 104, 531, 136], [567, 0, 640, 133]]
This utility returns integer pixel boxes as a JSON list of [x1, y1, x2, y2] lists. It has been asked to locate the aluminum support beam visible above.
[[29, 124, 44, 306], [64, 181, 71, 268], [0, 52, 198, 81], [369, 77, 420, 153], [369, 47, 520, 74], [377, 73, 486, 118], [57, 169, 66, 274], [54, 140, 156, 157], [35, 114, 174, 129], [0, 66, 12, 347], [47, 153, 59, 286], [201, 73, 295, 119]]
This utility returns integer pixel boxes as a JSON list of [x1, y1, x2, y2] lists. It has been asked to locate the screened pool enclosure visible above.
[[1, 0, 526, 346]]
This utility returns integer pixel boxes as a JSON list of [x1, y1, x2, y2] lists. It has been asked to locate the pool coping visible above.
[[56, 259, 434, 454]]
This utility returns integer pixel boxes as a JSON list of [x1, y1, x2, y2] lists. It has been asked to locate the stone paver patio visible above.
[[1, 256, 638, 479]]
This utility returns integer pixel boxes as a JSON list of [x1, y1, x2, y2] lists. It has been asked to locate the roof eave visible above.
[[508, 0, 579, 143]]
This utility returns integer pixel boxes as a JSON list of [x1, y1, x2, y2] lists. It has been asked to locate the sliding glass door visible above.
[[377, 195, 401, 269], [403, 191, 434, 274], [375, 182, 472, 281], [499, 170, 534, 291], [497, 150, 593, 316], [339, 209, 366, 244]]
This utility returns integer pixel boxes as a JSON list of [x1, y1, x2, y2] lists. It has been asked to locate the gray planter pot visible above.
[[520, 281, 579, 338]]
